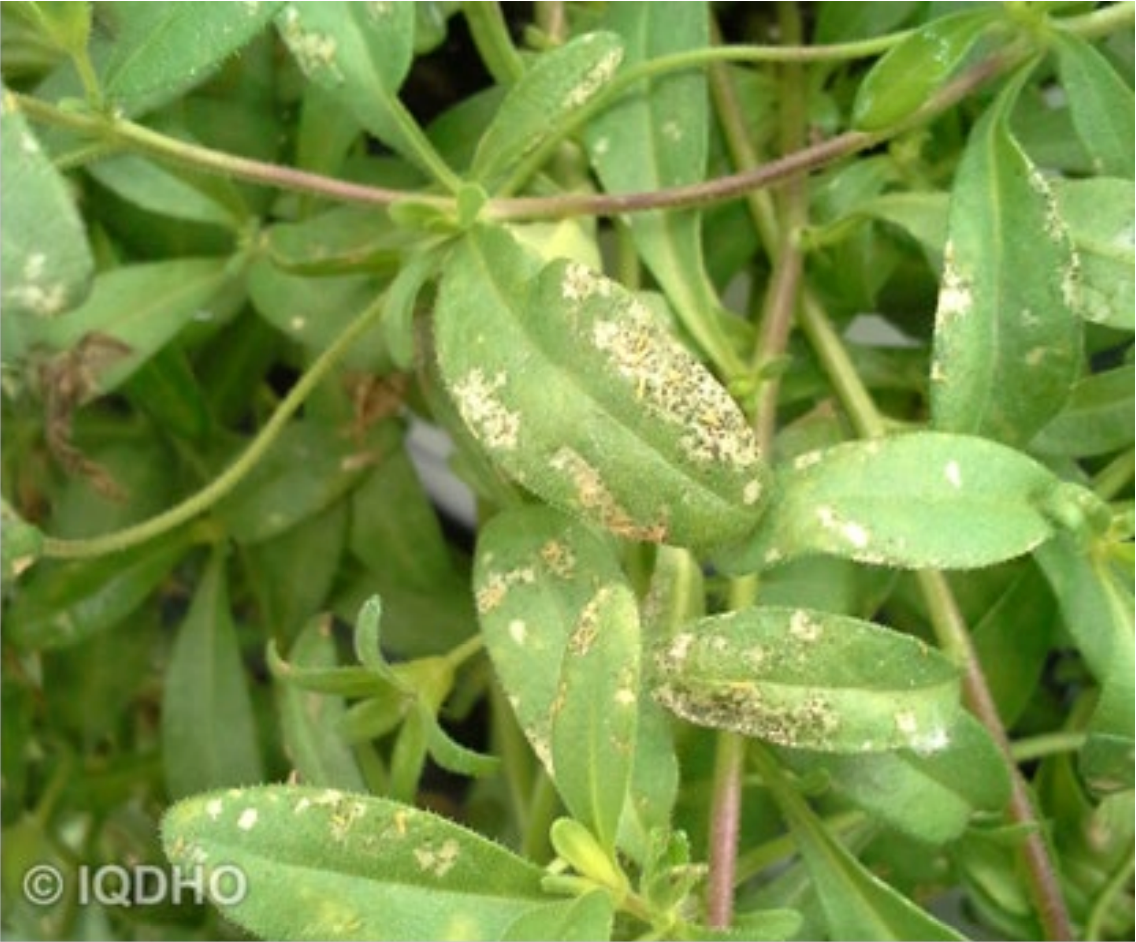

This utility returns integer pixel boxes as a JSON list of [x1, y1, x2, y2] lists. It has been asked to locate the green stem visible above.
[[535, 1, 568, 45], [445, 634, 485, 671], [1058, 0, 1136, 40], [463, 2, 526, 85], [1010, 731, 1087, 763], [41, 290, 390, 560], [1085, 843, 1135, 942], [1092, 449, 1135, 502], [797, 293, 887, 438]]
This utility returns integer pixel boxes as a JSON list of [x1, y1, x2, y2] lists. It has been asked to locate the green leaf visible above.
[[102, 3, 282, 114], [162, 551, 264, 798], [1034, 534, 1134, 685], [434, 226, 768, 548], [1053, 32, 1135, 179], [347, 436, 477, 658], [31, 258, 233, 397], [265, 205, 420, 276], [7, 530, 190, 650], [246, 261, 386, 370], [120, 346, 212, 443], [272, 615, 365, 791], [815, 3, 920, 43], [474, 506, 638, 851], [716, 432, 1062, 573], [85, 153, 243, 229], [1081, 652, 1136, 795], [779, 714, 1010, 844], [216, 420, 369, 544], [161, 785, 549, 941], [420, 707, 500, 779], [1031, 365, 1134, 456], [1051, 177, 1135, 330], [930, 75, 1083, 446], [276, 3, 441, 178], [378, 248, 441, 369], [755, 751, 966, 941], [245, 501, 347, 640], [499, 891, 614, 942], [17, 2, 91, 57], [654, 606, 962, 753], [583, 2, 742, 376], [972, 566, 1057, 726], [549, 569, 640, 852], [0, 100, 93, 333], [471, 32, 624, 193], [853, 11, 1003, 130]]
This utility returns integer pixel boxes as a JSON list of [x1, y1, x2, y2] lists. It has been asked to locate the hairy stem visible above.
[[41, 291, 390, 559]]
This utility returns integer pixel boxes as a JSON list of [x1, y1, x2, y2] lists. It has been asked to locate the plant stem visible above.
[[41, 290, 390, 559], [918, 569, 1074, 941], [14, 49, 1012, 224], [797, 294, 887, 438], [1058, 0, 1136, 40], [706, 732, 746, 928], [751, 4, 808, 447], [1010, 731, 1087, 763], [534, 1, 568, 45], [1092, 449, 1135, 502], [705, 574, 759, 928], [463, 2, 526, 85]]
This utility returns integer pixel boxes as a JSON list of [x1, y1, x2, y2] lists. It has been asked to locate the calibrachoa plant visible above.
[[1, 3, 1133, 940]]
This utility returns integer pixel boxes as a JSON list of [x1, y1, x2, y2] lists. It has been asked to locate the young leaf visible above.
[[1052, 31, 1135, 180], [1, 101, 93, 331], [1051, 177, 1135, 330], [754, 750, 967, 941], [434, 226, 768, 548], [31, 258, 233, 397], [7, 530, 190, 650], [852, 10, 1003, 130], [102, 3, 282, 115], [471, 31, 624, 193], [583, 2, 742, 376], [162, 552, 264, 799], [778, 714, 1010, 844], [715, 432, 1062, 573], [161, 785, 549, 941], [272, 615, 366, 791], [474, 506, 638, 851], [654, 606, 962, 753], [930, 72, 1083, 446]]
